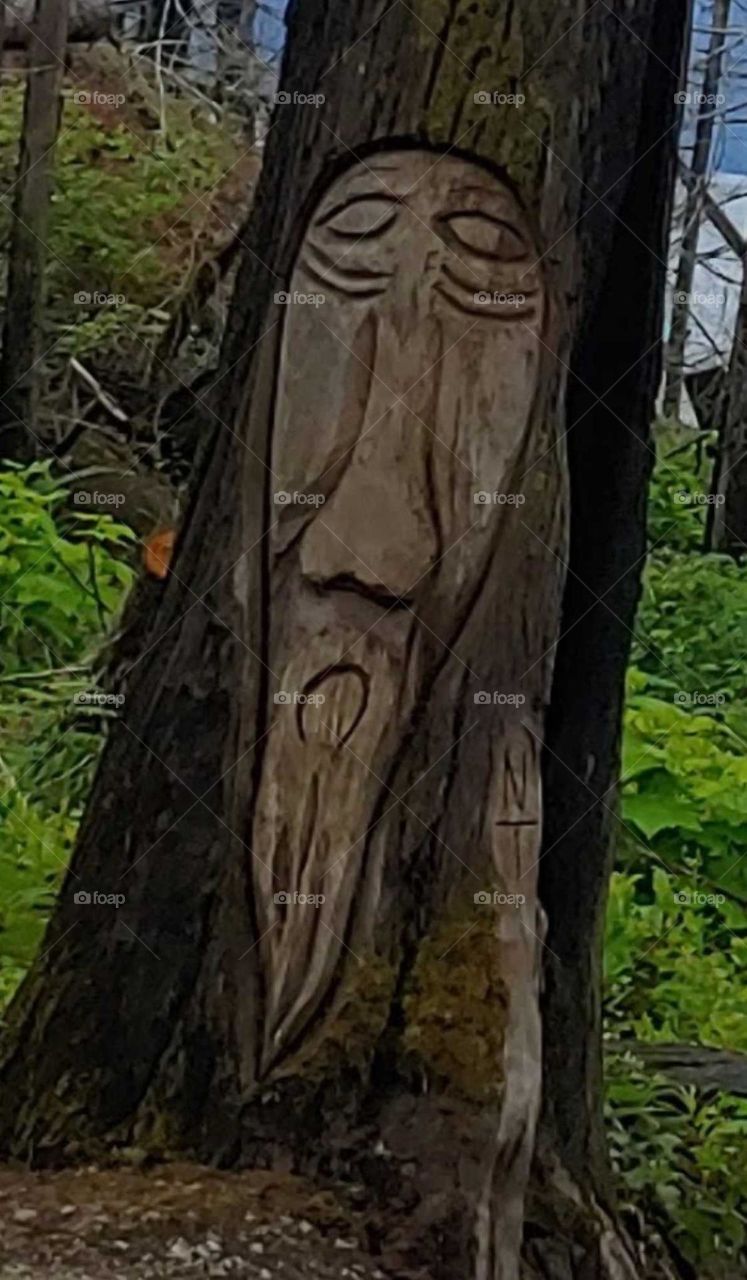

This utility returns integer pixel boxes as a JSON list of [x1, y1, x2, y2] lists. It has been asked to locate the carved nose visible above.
[[301, 436, 439, 599], [299, 312, 443, 601], [389, 272, 430, 345]]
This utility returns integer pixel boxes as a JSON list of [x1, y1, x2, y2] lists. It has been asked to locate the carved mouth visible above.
[[319, 572, 414, 610]]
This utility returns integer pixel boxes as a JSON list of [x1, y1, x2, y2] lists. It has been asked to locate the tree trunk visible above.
[[663, 0, 730, 418], [143, 0, 193, 48], [2, 0, 107, 48], [0, 0, 69, 461], [0, 2, 688, 1277], [709, 250, 747, 552]]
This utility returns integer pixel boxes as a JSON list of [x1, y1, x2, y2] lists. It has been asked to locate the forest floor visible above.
[[0, 1163, 410, 1280]]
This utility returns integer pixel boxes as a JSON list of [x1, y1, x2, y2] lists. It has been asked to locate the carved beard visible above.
[[251, 150, 547, 1074]]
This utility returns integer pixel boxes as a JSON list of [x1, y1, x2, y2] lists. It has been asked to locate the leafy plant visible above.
[[604, 426, 747, 1274], [0, 464, 134, 1013]]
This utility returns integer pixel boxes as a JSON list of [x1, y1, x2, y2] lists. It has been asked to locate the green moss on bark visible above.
[[412, 0, 552, 192], [276, 955, 398, 1083], [402, 913, 508, 1102]]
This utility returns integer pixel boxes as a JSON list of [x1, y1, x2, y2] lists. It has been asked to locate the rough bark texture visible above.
[[663, 0, 729, 418], [1, 0, 105, 48], [0, 2, 688, 1278], [0, 0, 70, 460], [711, 250, 747, 552]]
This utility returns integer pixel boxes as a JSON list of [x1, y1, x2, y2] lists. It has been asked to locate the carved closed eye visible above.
[[442, 212, 528, 262], [319, 194, 400, 240]]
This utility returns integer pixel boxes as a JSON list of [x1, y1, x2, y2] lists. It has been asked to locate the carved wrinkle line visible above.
[[434, 283, 541, 322], [299, 257, 391, 301], [304, 238, 395, 282], [442, 262, 539, 297]]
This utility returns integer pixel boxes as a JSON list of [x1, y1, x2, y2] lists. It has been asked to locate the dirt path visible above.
[[0, 1163, 422, 1280]]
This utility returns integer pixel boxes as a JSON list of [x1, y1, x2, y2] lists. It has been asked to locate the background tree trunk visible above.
[[0, 0, 70, 461], [663, 0, 730, 419], [0, 2, 688, 1277], [1, 0, 107, 48], [709, 250, 747, 552]]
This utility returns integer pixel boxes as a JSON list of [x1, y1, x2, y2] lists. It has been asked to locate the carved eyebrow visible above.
[[316, 191, 401, 230]]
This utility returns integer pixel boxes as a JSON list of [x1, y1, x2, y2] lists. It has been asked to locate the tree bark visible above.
[[2, 0, 108, 48], [0, 2, 688, 1277], [710, 250, 747, 553], [0, 0, 70, 461], [663, 0, 730, 418]]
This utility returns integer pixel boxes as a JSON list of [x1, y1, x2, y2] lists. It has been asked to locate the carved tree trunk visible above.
[[0, 2, 687, 1278], [0, 0, 69, 461]]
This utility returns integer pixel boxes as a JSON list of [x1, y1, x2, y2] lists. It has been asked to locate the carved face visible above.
[[253, 152, 548, 1071], [270, 150, 546, 616]]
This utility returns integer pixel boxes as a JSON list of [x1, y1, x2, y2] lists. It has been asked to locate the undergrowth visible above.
[[605, 424, 747, 1272]]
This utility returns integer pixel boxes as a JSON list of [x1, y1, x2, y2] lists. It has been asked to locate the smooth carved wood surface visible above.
[[251, 151, 551, 1076]]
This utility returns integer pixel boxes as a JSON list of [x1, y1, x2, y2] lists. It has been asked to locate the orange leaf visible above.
[[143, 528, 176, 579]]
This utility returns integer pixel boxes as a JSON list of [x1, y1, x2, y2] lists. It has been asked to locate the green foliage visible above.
[[646, 426, 715, 553], [606, 427, 747, 1273], [0, 463, 133, 670], [0, 62, 240, 1012], [605, 871, 747, 1268], [606, 1048, 747, 1266], [0, 465, 134, 1012], [633, 551, 747, 716], [0, 80, 239, 307], [622, 683, 747, 895], [605, 869, 747, 1050]]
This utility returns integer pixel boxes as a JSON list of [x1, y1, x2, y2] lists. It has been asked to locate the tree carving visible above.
[[255, 152, 558, 1084], [226, 150, 567, 1275], [0, 1, 689, 1276]]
